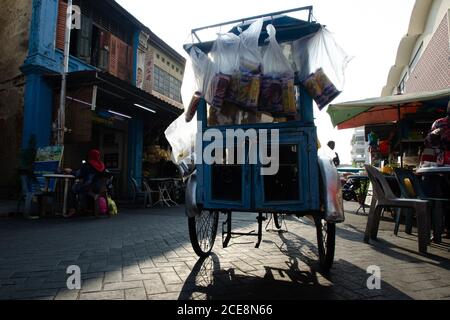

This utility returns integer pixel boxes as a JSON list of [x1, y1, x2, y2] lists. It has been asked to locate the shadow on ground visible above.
[[178, 225, 413, 300]]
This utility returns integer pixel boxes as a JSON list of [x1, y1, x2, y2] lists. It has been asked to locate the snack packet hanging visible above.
[[206, 33, 240, 108], [260, 24, 296, 115], [223, 19, 263, 111], [185, 46, 213, 122]]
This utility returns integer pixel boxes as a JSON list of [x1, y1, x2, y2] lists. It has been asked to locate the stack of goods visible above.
[[202, 21, 297, 126], [184, 23, 351, 126]]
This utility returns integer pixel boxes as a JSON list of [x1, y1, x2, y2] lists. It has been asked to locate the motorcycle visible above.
[[342, 176, 361, 202]]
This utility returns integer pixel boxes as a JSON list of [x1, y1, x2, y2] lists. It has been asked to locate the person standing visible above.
[[327, 141, 341, 167]]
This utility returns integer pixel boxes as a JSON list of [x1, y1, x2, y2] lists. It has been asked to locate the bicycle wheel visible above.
[[315, 218, 336, 271], [188, 210, 219, 258]]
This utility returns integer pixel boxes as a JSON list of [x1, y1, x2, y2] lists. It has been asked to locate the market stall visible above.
[[328, 88, 450, 168]]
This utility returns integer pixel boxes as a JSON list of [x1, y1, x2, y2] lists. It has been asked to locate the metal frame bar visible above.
[[222, 212, 267, 249], [191, 6, 313, 43]]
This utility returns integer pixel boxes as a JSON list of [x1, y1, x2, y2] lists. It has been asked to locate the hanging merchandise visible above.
[[301, 68, 341, 110], [185, 46, 213, 122], [259, 24, 296, 115], [233, 18, 264, 111], [165, 111, 197, 165], [293, 27, 351, 91], [206, 33, 240, 108], [238, 18, 264, 73]]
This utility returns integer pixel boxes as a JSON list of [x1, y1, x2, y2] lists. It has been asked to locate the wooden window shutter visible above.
[[127, 45, 134, 82], [109, 35, 119, 77], [56, 0, 68, 50], [117, 40, 128, 81]]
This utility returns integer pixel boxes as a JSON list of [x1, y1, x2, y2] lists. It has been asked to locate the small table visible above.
[[416, 166, 450, 243], [416, 166, 450, 174], [43, 174, 75, 217], [148, 178, 178, 208]]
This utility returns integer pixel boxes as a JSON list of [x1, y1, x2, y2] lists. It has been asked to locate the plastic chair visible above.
[[395, 168, 449, 243], [364, 165, 431, 253], [393, 169, 419, 236], [17, 170, 56, 217], [130, 178, 151, 208]]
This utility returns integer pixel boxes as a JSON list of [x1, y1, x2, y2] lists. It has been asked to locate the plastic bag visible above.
[[260, 24, 296, 114], [206, 33, 240, 108], [185, 46, 213, 122], [165, 111, 197, 165], [238, 18, 263, 73], [107, 196, 118, 215], [293, 27, 351, 91], [231, 19, 263, 111], [97, 196, 108, 215]]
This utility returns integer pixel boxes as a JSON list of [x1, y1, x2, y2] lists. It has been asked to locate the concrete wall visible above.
[[152, 45, 185, 82], [0, 0, 32, 197]]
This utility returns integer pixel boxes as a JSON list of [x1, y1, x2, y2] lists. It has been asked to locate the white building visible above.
[[350, 127, 369, 166]]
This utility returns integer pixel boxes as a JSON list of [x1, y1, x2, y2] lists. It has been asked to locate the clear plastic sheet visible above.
[[260, 24, 296, 114], [185, 47, 213, 122], [293, 27, 352, 91], [206, 33, 240, 108]]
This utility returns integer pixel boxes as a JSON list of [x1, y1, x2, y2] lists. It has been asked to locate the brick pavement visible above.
[[0, 202, 449, 300]]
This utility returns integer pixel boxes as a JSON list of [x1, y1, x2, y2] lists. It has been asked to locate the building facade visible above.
[[0, 0, 185, 197], [382, 0, 450, 96]]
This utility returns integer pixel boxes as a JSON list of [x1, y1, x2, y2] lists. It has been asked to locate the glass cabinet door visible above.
[[203, 145, 251, 210], [254, 133, 311, 211]]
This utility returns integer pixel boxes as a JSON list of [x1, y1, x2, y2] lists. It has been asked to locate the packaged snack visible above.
[[226, 73, 240, 104], [184, 46, 214, 122], [282, 77, 297, 114], [301, 68, 341, 110], [259, 24, 296, 115], [236, 72, 261, 111], [208, 73, 231, 108], [186, 91, 202, 122], [206, 33, 240, 107], [259, 76, 283, 113]]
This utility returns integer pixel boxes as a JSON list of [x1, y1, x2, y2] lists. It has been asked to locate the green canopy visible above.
[[327, 88, 450, 129]]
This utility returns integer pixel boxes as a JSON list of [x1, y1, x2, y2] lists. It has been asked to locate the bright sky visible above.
[[117, 0, 416, 164]]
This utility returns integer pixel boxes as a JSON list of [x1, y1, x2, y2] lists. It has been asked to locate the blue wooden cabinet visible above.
[[196, 98, 320, 214]]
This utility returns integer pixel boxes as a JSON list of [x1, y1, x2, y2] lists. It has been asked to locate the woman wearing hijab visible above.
[[67, 149, 107, 217]]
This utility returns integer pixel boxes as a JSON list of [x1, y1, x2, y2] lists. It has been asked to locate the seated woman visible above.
[[67, 149, 108, 217]]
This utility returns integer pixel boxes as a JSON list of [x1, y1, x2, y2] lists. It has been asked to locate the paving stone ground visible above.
[[0, 202, 449, 300]]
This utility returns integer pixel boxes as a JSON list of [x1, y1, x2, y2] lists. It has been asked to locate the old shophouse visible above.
[[0, 0, 185, 197]]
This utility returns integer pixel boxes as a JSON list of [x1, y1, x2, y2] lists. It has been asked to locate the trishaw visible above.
[[181, 7, 345, 271]]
